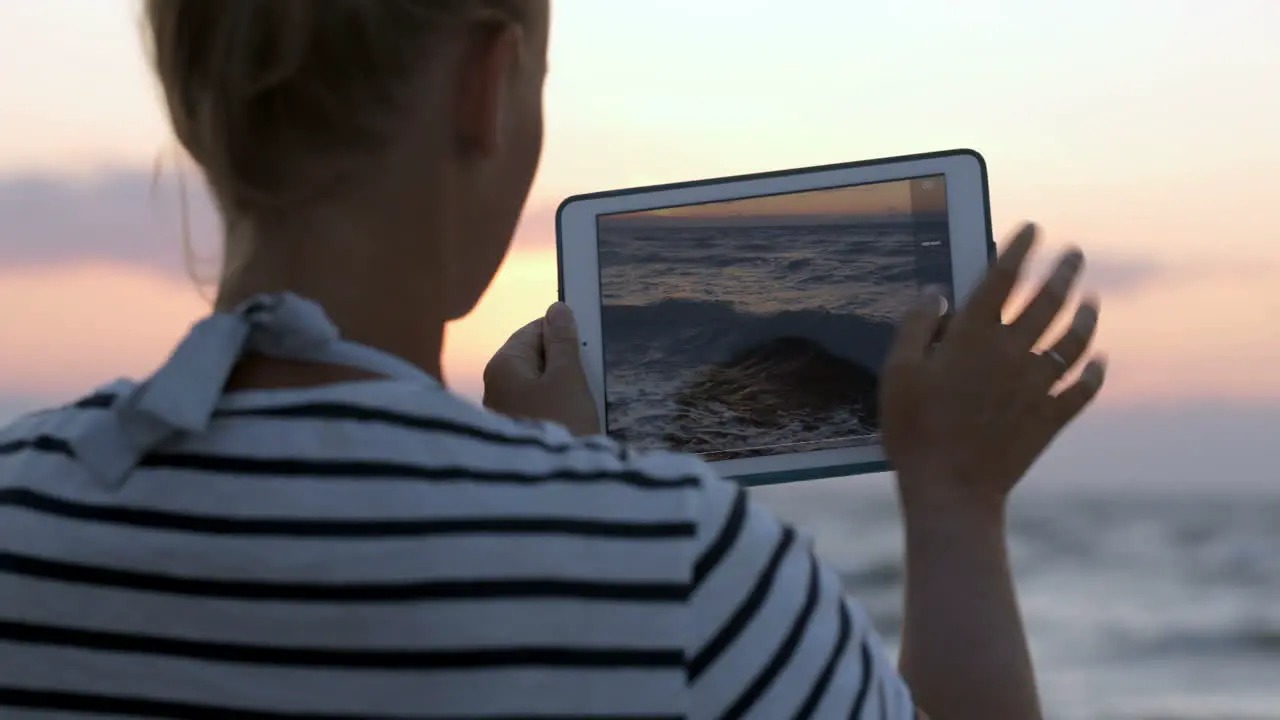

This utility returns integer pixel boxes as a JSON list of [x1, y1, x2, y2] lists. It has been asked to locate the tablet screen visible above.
[[597, 175, 952, 461]]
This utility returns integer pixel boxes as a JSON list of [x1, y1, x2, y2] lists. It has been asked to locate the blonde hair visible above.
[[144, 0, 527, 217]]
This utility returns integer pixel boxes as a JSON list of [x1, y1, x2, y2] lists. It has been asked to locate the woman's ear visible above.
[[452, 20, 525, 158]]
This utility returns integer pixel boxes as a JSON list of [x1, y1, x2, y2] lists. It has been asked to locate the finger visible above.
[[542, 302, 585, 378], [1049, 356, 1107, 425], [1039, 297, 1100, 381], [957, 222, 1038, 331], [1009, 248, 1085, 349], [885, 288, 948, 371], [484, 319, 544, 386], [930, 310, 953, 349]]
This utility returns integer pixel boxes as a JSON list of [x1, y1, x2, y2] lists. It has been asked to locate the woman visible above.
[[0, 2, 1104, 719]]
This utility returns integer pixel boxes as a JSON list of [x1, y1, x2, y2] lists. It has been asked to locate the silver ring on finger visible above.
[[1043, 305, 1099, 378]]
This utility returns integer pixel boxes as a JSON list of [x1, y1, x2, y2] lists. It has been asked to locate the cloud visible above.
[[1019, 250, 1168, 297], [511, 202, 559, 251], [0, 169, 215, 279], [0, 168, 562, 280], [1079, 256, 1165, 296], [0, 167, 1253, 298]]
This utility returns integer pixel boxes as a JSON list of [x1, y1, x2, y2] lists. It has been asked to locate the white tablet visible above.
[[557, 149, 994, 486]]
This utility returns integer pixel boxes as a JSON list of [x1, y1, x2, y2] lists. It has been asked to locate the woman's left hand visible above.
[[482, 302, 602, 436]]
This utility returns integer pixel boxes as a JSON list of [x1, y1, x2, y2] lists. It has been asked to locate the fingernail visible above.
[[921, 285, 948, 315], [1082, 358, 1107, 388], [546, 302, 574, 328], [1071, 303, 1099, 334], [1050, 250, 1084, 289]]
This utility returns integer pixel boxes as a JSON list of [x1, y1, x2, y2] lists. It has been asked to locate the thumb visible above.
[[885, 287, 948, 373], [542, 302, 584, 377], [486, 319, 544, 384]]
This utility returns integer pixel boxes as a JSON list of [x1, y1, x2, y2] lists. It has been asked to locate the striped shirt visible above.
[[0, 294, 915, 719]]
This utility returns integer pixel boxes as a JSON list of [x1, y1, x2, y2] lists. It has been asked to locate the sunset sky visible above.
[[1, 0, 1277, 489], [605, 176, 933, 221]]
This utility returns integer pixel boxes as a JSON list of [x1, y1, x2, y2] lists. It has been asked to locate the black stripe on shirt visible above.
[[849, 639, 875, 719], [792, 581, 854, 720], [64, 393, 622, 455], [688, 526, 797, 680], [0, 687, 684, 720], [0, 435, 74, 458], [0, 619, 683, 670], [0, 550, 689, 602], [138, 452, 699, 489], [0, 487, 696, 539], [692, 486, 747, 585], [72, 393, 116, 410], [216, 401, 621, 453], [0, 441, 698, 490], [720, 552, 822, 720]]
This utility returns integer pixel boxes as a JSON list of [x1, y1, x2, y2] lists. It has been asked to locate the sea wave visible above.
[[1107, 623, 1280, 657], [602, 298, 896, 370], [602, 298, 890, 457]]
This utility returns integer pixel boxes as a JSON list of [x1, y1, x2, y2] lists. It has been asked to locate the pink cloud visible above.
[[0, 169, 213, 278], [0, 169, 563, 282], [0, 168, 1221, 297]]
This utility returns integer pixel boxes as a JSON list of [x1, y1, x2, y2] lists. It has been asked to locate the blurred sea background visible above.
[[754, 479, 1280, 720]]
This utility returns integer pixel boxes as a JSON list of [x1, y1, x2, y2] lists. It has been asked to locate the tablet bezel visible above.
[[556, 149, 994, 486]]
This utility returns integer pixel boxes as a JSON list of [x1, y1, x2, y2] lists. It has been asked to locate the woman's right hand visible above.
[[482, 303, 602, 437], [880, 222, 1106, 512]]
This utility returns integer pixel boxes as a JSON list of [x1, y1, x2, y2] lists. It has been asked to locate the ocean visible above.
[[754, 479, 1280, 720], [598, 220, 946, 460]]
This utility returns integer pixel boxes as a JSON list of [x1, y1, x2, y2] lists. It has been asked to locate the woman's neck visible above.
[[215, 213, 450, 387]]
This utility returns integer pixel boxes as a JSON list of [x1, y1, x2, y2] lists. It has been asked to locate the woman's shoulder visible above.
[[0, 381, 127, 455], [208, 378, 721, 489], [0, 379, 715, 477], [201, 380, 735, 537], [0, 379, 735, 528]]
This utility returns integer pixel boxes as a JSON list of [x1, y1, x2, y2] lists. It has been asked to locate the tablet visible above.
[[557, 149, 994, 486]]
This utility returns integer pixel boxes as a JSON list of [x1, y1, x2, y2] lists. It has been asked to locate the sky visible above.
[[605, 176, 928, 221], [0, 0, 1277, 489]]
